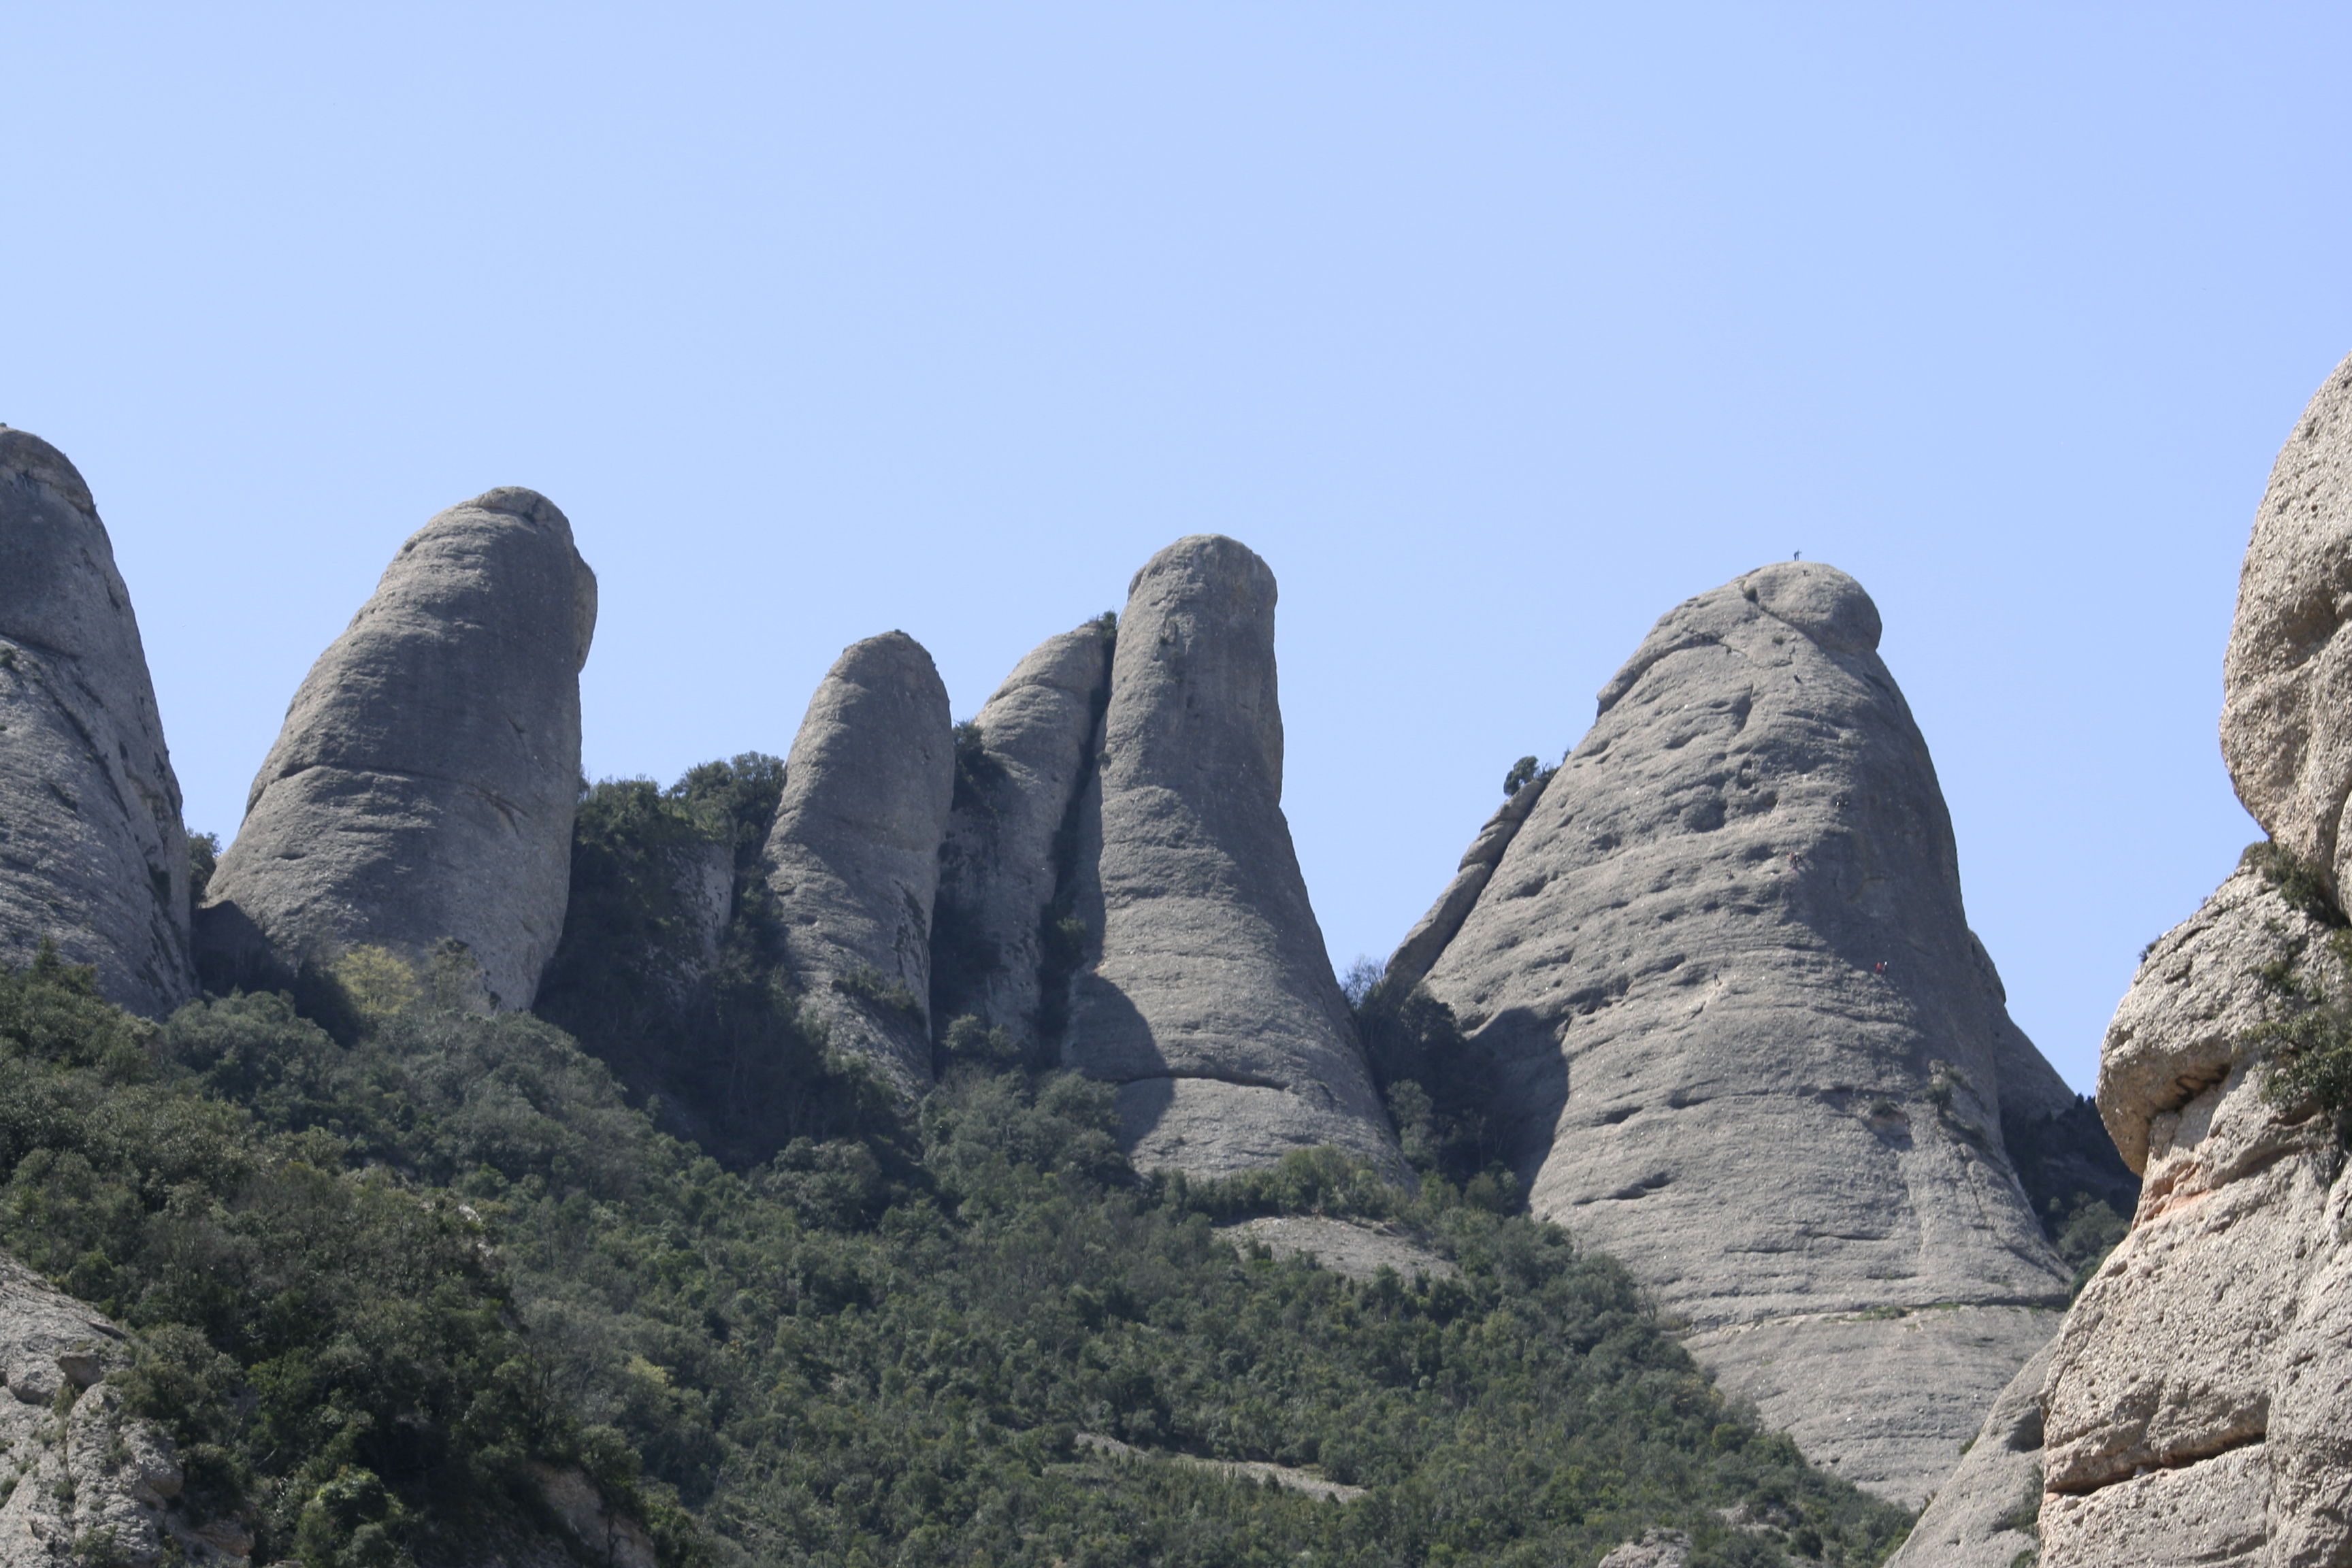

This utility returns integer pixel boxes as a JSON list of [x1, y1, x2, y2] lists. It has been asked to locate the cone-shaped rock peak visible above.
[[762, 630, 956, 1094], [0, 428, 194, 1014], [1407, 560, 2086, 1505], [200, 487, 596, 1009], [1061, 534, 1405, 1181]]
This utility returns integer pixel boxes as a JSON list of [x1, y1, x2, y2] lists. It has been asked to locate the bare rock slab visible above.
[[1885, 1339, 2055, 1568], [1694, 1305, 2061, 1512], [763, 632, 954, 1093], [1412, 561, 2073, 1501], [1060, 536, 1403, 1181], [933, 621, 1112, 1053], [2222, 348, 2352, 904], [201, 489, 596, 1011], [0, 429, 193, 1015]]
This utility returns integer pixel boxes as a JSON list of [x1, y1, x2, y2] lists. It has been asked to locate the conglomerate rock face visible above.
[[2028, 871, 2352, 1568], [2000, 351, 2352, 1568], [933, 621, 1113, 1055], [1059, 535, 1404, 1181], [0, 429, 193, 1016], [200, 489, 596, 1011], [1408, 561, 2077, 1505], [762, 631, 956, 1094], [2222, 348, 2352, 906]]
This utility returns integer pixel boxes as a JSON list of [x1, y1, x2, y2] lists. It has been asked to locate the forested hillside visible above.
[[0, 925, 1910, 1567]]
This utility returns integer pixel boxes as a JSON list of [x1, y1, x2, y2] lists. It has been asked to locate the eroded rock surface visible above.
[[1884, 1339, 2053, 1568], [2031, 863, 2352, 1568], [932, 622, 1113, 1054], [200, 489, 596, 1010], [0, 1250, 251, 1565], [762, 632, 955, 1093], [1409, 561, 2077, 1504], [0, 429, 193, 1015], [2221, 349, 2352, 906], [1060, 536, 1402, 1180]]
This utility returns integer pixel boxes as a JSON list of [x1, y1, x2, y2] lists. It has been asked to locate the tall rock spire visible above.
[[762, 631, 956, 1094], [1408, 560, 2081, 1505], [0, 429, 194, 1015], [932, 619, 1113, 1058], [200, 487, 596, 1010], [1060, 535, 1404, 1181]]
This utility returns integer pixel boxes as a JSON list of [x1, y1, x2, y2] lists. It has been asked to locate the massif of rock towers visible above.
[[1895, 352, 2352, 1568], [11, 416, 2245, 1539], [760, 534, 1405, 1179]]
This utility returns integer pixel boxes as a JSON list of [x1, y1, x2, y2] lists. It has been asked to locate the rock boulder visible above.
[[1061, 536, 1403, 1181], [1410, 561, 2078, 1504], [2221, 349, 2352, 904], [0, 428, 193, 1015], [200, 488, 596, 1010], [762, 632, 955, 1093]]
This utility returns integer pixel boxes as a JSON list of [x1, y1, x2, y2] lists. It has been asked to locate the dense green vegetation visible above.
[[0, 945, 1913, 1567], [2243, 840, 2352, 1132]]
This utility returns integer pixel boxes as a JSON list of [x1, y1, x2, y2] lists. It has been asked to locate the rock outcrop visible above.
[[2222, 348, 2352, 905], [1060, 536, 1403, 1181], [0, 1249, 250, 1564], [0, 429, 193, 1015], [1884, 1339, 2053, 1568], [199, 489, 596, 1011], [1407, 561, 2083, 1505], [762, 632, 955, 1093], [2023, 864, 2351, 1568], [932, 621, 1113, 1055]]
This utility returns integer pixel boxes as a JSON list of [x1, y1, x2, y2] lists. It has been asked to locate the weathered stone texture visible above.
[[0, 429, 193, 1015], [1693, 1305, 2062, 1511], [0, 1248, 250, 1564], [2222, 349, 2352, 904], [1884, 1339, 2053, 1568], [2032, 864, 2352, 1568], [1411, 561, 2072, 1503], [934, 623, 1112, 1051], [201, 489, 596, 1010], [1061, 535, 1403, 1180], [763, 632, 954, 1094]]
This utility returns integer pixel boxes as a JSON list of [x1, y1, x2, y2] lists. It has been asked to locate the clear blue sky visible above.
[[11, 4, 2347, 1092]]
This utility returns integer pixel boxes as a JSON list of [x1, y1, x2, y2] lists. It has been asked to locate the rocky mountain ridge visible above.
[[37, 393, 2352, 1563]]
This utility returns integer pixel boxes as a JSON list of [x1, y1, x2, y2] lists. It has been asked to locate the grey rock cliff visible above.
[[2030, 864, 2352, 1568], [1061, 535, 1403, 1180], [0, 429, 193, 1015], [199, 489, 596, 1011], [2222, 348, 2352, 905], [933, 621, 1113, 1054], [1884, 1339, 2053, 1568], [762, 632, 955, 1093], [1409, 561, 2074, 1505]]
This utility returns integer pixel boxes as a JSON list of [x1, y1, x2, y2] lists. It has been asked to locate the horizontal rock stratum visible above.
[[201, 488, 597, 1009], [1062, 535, 1405, 1181], [1405, 561, 2082, 1506], [0, 428, 194, 1015]]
